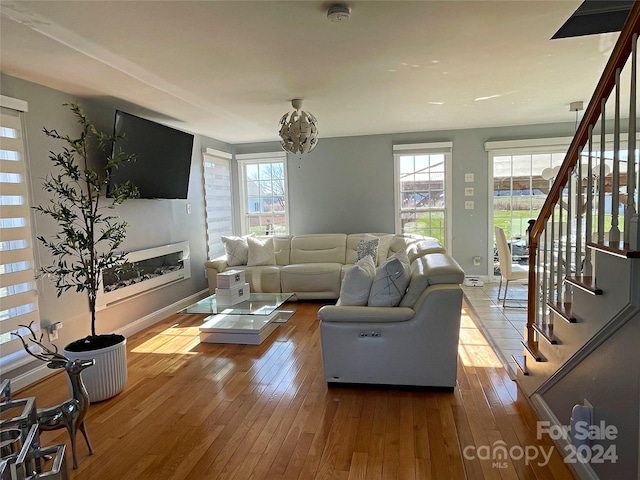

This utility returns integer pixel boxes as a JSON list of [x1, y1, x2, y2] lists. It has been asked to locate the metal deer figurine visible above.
[[14, 323, 95, 469]]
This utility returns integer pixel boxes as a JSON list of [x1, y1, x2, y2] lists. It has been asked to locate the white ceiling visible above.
[[0, 0, 620, 144]]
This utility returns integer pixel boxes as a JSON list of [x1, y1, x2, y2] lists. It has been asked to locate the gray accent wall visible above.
[[235, 121, 577, 275], [1, 74, 230, 380]]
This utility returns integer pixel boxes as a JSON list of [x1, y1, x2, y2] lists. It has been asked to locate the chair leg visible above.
[[502, 279, 509, 308], [501, 279, 527, 309], [497, 277, 503, 301]]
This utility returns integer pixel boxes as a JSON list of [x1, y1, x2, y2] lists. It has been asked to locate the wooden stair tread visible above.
[[521, 339, 545, 362], [532, 322, 557, 344], [547, 301, 576, 323], [564, 275, 603, 295], [512, 355, 529, 375], [587, 240, 640, 258]]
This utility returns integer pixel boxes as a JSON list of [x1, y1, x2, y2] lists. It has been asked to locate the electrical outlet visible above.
[[465, 187, 474, 196], [186, 203, 192, 215], [473, 256, 481, 266], [465, 200, 474, 210], [465, 173, 474, 182], [48, 329, 58, 341], [46, 321, 62, 342]]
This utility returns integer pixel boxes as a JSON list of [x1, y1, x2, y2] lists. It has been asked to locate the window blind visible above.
[[202, 148, 233, 259], [0, 98, 41, 368]]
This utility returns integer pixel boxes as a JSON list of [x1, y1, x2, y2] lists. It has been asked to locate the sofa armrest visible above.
[[318, 305, 415, 323], [204, 257, 228, 293], [205, 257, 228, 272]]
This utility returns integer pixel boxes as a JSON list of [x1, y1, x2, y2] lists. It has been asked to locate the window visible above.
[[487, 135, 640, 273], [486, 138, 572, 272], [1, 96, 40, 368], [394, 142, 452, 248], [237, 152, 289, 235], [202, 148, 233, 259]]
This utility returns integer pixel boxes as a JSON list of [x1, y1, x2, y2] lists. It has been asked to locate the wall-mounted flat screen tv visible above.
[[109, 110, 194, 199]]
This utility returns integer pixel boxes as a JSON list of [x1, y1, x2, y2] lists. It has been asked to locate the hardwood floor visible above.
[[10, 301, 576, 479]]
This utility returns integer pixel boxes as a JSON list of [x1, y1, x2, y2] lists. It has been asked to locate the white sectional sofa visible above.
[[206, 232, 465, 389], [204, 233, 445, 299]]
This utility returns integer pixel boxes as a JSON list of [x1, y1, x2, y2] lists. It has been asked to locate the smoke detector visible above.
[[327, 4, 351, 22]]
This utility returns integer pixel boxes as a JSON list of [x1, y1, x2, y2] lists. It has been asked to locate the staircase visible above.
[[514, 3, 640, 479]]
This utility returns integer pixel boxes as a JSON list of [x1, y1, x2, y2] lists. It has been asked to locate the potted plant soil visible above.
[[36, 103, 138, 401]]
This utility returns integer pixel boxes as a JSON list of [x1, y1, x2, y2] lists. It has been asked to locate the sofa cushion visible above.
[[290, 234, 347, 264], [368, 250, 411, 307], [221, 235, 252, 266], [337, 255, 376, 306], [234, 265, 281, 293], [281, 263, 342, 296], [247, 236, 276, 266], [272, 236, 292, 266]]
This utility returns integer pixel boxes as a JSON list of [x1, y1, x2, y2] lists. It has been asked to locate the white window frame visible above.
[[236, 152, 289, 236], [0, 95, 41, 371], [202, 148, 233, 259], [393, 142, 453, 251]]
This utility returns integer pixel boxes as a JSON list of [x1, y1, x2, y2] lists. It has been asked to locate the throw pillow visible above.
[[247, 236, 276, 266], [338, 255, 376, 306], [356, 237, 379, 263], [221, 235, 252, 266], [364, 234, 393, 265], [368, 250, 411, 307]]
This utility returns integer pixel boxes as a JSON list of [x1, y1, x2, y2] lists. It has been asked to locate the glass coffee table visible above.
[[179, 293, 295, 345]]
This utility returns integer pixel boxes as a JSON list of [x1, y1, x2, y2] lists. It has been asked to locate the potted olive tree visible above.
[[36, 103, 138, 402]]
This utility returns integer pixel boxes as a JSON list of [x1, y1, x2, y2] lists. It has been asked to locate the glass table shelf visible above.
[[179, 292, 294, 316]]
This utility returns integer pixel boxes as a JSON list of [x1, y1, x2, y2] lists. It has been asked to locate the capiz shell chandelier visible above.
[[278, 99, 319, 154]]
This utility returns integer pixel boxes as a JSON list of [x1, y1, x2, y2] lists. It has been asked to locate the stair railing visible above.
[[526, 2, 640, 347]]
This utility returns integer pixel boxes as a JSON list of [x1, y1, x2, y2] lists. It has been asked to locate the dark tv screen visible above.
[[109, 110, 194, 199]]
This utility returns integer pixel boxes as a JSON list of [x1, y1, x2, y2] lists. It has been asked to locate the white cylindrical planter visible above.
[[64, 338, 127, 402]]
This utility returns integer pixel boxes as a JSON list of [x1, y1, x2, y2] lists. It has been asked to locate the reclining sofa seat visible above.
[[318, 253, 465, 389], [281, 234, 346, 299]]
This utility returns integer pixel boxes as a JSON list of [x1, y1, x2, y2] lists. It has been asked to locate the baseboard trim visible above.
[[115, 289, 210, 338], [8, 289, 210, 393], [530, 394, 599, 480], [8, 363, 56, 394]]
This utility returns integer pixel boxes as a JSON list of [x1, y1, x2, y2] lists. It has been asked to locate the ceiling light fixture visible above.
[[570, 100, 584, 131], [327, 3, 351, 22], [278, 99, 319, 154]]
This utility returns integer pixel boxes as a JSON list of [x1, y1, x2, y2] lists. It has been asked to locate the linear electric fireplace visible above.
[[96, 241, 191, 310]]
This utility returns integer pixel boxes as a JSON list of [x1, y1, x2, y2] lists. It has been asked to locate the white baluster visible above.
[[628, 34, 639, 250], [610, 68, 622, 243]]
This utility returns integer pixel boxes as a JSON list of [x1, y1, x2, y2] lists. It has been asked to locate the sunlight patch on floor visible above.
[[132, 324, 200, 354], [458, 308, 504, 368]]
